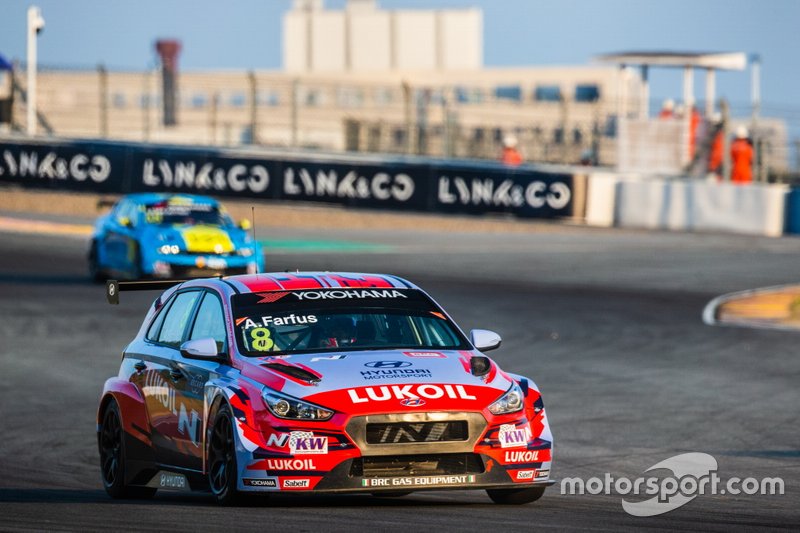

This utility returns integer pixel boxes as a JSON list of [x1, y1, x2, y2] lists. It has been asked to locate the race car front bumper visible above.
[[234, 411, 553, 494], [146, 254, 259, 278]]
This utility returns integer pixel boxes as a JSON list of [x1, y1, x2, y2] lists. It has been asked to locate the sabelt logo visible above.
[[282, 479, 310, 489], [292, 289, 407, 301], [348, 384, 477, 404], [516, 470, 535, 480]]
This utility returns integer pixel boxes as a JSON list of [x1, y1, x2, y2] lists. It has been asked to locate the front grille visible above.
[[366, 421, 468, 444], [350, 453, 484, 477]]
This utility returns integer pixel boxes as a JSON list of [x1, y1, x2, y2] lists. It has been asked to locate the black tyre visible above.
[[486, 486, 545, 505], [88, 240, 105, 283], [98, 400, 156, 499], [208, 404, 248, 505]]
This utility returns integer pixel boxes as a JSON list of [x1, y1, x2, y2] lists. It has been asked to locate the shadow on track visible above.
[[0, 487, 492, 508], [0, 273, 93, 286], [0, 488, 110, 504]]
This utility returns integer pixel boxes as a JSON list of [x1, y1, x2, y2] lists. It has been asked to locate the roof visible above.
[[223, 272, 416, 293], [124, 192, 220, 206], [595, 51, 747, 71]]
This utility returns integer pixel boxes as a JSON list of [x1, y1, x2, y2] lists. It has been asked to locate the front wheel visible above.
[[98, 400, 156, 499], [486, 486, 545, 505], [208, 404, 249, 506]]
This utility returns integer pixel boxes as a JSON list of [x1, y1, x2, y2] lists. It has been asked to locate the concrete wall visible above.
[[393, 11, 438, 71], [440, 9, 482, 70], [349, 10, 392, 71], [584, 173, 789, 237], [283, 2, 482, 72], [310, 11, 347, 72]]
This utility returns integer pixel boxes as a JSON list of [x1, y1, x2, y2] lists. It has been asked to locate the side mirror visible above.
[[118, 216, 132, 228], [180, 338, 219, 360], [470, 329, 502, 352], [238, 219, 252, 230]]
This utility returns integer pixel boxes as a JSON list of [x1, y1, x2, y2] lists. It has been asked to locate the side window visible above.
[[157, 291, 202, 347], [116, 201, 136, 227], [189, 292, 228, 353], [146, 297, 174, 341]]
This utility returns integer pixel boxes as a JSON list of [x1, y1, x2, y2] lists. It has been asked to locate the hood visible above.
[[147, 224, 237, 254], [240, 349, 513, 415]]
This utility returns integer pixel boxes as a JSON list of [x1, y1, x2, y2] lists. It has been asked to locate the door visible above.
[[131, 290, 203, 468], [102, 200, 139, 276], [170, 290, 229, 471]]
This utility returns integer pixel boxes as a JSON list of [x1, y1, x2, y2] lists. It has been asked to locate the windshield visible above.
[[232, 289, 469, 356], [144, 201, 229, 226]]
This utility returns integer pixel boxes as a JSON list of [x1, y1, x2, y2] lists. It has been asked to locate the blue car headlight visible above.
[[488, 382, 524, 415], [262, 390, 333, 420], [158, 244, 181, 255]]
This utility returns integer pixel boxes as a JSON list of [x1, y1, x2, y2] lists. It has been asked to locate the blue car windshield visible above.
[[144, 202, 228, 226]]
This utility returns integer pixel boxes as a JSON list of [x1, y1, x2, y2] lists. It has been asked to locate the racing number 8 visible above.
[[250, 327, 274, 351]]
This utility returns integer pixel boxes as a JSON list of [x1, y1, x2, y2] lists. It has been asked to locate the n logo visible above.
[[178, 404, 201, 446]]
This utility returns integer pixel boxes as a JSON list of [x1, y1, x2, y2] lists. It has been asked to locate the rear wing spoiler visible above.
[[106, 279, 187, 305]]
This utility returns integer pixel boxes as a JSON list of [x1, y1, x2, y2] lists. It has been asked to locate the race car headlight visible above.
[[262, 390, 333, 421], [158, 244, 181, 255], [488, 382, 524, 415]]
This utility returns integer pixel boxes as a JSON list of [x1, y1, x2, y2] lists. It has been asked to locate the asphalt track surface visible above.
[[0, 218, 798, 531]]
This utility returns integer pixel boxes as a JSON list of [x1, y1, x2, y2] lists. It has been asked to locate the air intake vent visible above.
[[262, 363, 320, 384], [350, 453, 484, 477], [366, 421, 468, 444]]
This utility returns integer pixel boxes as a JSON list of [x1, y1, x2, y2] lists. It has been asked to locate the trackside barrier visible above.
[[611, 177, 788, 237], [784, 189, 800, 234], [0, 137, 583, 220], [584, 172, 620, 227]]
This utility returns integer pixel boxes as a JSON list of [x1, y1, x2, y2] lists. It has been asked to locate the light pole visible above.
[[26, 5, 45, 136]]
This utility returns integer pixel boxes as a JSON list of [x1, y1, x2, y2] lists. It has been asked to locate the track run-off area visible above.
[[0, 208, 798, 531]]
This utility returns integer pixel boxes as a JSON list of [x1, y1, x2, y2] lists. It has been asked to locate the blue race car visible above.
[[88, 193, 264, 281]]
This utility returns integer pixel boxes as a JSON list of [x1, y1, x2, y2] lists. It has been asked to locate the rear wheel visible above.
[[98, 400, 156, 499], [486, 486, 545, 505], [208, 404, 249, 506]]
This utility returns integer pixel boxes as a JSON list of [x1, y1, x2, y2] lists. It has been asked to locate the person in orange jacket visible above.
[[658, 99, 675, 119], [731, 126, 754, 184], [501, 135, 523, 166], [707, 114, 724, 178], [688, 105, 701, 160]]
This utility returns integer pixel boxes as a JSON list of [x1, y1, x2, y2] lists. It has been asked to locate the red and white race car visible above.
[[97, 272, 553, 504]]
